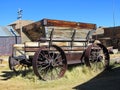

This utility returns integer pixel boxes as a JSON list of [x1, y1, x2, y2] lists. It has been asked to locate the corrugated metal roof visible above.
[[0, 26, 20, 36]]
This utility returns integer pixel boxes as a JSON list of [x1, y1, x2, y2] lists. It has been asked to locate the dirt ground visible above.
[[73, 65, 120, 90]]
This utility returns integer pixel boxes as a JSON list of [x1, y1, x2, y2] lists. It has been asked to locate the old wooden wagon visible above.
[[9, 19, 110, 80]]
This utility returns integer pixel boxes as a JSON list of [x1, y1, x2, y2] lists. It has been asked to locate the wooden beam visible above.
[[42, 19, 96, 29]]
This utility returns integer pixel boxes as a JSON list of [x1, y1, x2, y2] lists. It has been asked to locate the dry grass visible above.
[[0, 62, 104, 90], [0, 54, 120, 90]]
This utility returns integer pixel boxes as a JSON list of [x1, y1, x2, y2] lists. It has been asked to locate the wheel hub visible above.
[[97, 55, 103, 62]]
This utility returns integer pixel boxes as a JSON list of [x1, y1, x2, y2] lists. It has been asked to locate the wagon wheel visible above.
[[84, 43, 110, 71], [32, 45, 67, 81], [9, 56, 32, 74]]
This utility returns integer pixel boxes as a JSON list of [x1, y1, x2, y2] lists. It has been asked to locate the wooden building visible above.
[[93, 26, 120, 51], [9, 20, 34, 43], [0, 26, 21, 55]]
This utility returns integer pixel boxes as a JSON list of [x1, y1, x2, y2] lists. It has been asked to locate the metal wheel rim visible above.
[[84, 43, 110, 71], [32, 45, 67, 81], [9, 56, 31, 73]]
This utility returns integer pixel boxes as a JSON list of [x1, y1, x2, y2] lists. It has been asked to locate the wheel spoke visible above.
[[9, 56, 32, 75], [41, 66, 51, 80], [33, 45, 67, 81], [55, 53, 61, 59], [84, 43, 110, 71], [40, 51, 49, 61]]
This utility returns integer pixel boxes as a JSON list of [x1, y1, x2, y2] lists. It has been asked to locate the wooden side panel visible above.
[[43, 19, 96, 29], [22, 21, 45, 41]]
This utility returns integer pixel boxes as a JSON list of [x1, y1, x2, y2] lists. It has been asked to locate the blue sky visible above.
[[0, 0, 120, 27]]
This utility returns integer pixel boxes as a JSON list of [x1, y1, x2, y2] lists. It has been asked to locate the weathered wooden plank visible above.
[[42, 19, 96, 29], [24, 46, 86, 52], [22, 21, 44, 41]]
